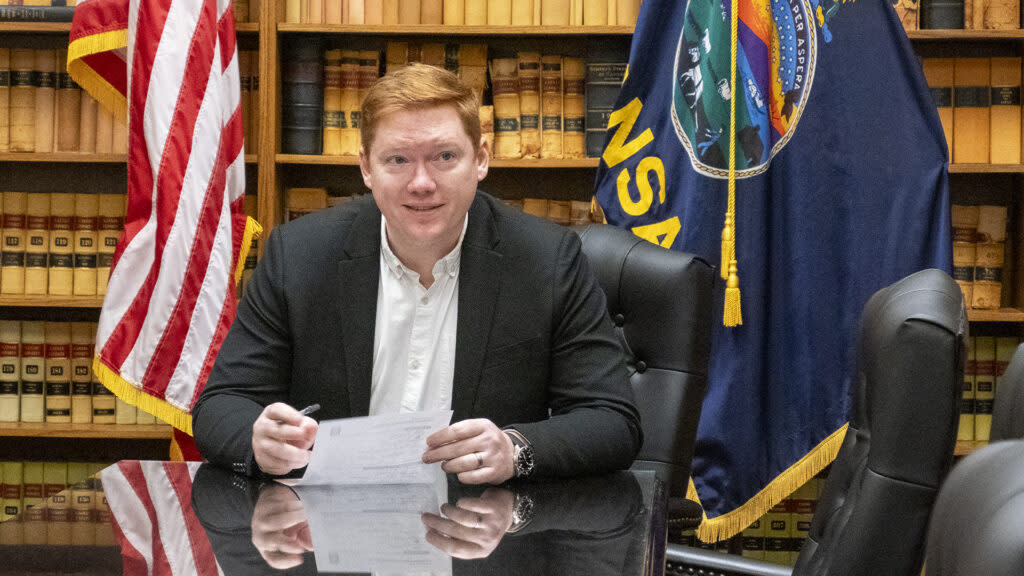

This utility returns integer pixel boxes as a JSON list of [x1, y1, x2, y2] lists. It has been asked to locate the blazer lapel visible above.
[[337, 199, 381, 417], [452, 195, 503, 422]]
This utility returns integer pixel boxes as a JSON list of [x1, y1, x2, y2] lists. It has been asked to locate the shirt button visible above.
[[420, 296, 428, 305], [410, 359, 421, 370]]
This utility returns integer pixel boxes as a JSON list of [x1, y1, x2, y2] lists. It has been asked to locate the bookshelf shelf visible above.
[[277, 23, 633, 35], [0, 152, 127, 163], [908, 29, 1024, 40], [235, 22, 259, 32], [948, 163, 1024, 173], [0, 422, 171, 439], [955, 440, 988, 456], [0, 295, 105, 308], [277, 153, 600, 168], [967, 308, 1024, 322], [0, 22, 72, 33]]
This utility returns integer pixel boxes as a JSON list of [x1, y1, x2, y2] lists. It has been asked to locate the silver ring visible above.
[[475, 452, 484, 469]]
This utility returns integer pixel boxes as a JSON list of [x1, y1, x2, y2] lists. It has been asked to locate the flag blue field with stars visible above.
[[593, 0, 952, 541]]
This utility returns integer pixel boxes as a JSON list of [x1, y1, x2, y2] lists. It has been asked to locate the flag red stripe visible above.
[[143, 104, 242, 392], [106, 508, 149, 576], [82, 52, 129, 99], [218, 7, 236, 73], [69, 0, 129, 41], [117, 461, 174, 576], [163, 462, 220, 576]]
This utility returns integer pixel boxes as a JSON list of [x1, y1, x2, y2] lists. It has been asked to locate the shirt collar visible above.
[[380, 215, 468, 281]]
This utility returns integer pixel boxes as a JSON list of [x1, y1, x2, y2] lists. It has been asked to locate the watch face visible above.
[[516, 445, 534, 477]]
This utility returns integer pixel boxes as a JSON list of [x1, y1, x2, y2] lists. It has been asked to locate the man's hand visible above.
[[251, 483, 313, 570], [252, 403, 318, 476], [422, 418, 515, 484], [421, 487, 515, 559]]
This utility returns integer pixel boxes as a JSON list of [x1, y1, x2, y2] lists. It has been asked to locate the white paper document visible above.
[[287, 409, 453, 486]]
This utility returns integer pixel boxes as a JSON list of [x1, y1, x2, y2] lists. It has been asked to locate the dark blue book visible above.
[[281, 39, 324, 156], [0, 5, 76, 21]]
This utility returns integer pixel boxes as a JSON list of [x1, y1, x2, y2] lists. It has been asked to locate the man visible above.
[[192, 64, 641, 484]]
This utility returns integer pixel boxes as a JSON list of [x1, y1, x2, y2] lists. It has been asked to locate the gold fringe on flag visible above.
[[68, 30, 129, 120], [235, 216, 263, 285], [721, 0, 742, 326], [686, 423, 849, 543], [92, 358, 195, 435]]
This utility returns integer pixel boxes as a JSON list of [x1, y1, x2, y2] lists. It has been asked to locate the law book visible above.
[[34, 49, 55, 153], [364, 0, 383, 22], [21, 462, 44, 545], [287, 188, 328, 220], [382, 0, 399, 22], [976, 204, 1006, 243], [398, 0, 419, 22], [788, 479, 817, 564], [921, 0, 964, 27], [43, 462, 69, 546], [248, 50, 259, 154], [546, 199, 570, 225], [0, 321, 19, 423], [562, 57, 585, 159], [951, 203, 979, 242], [487, 0, 509, 23], [44, 322, 71, 423], [19, 321, 44, 423], [763, 501, 791, 566], [340, 50, 361, 156], [970, 0, 1019, 28], [322, 50, 344, 156], [518, 53, 541, 159], [111, 113, 128, 153], [959, 335, 976, 440], [0, 48, 9, 152], [490, 58, 522, 159], [385, 41, 408, 74], [73, 193, 98, 296], [583, 0, 606, 24], [1, 191, 27, 294], [479, 104, 494, 153], [348, 0, 367, 23], [91, 335, 115, 424], [8, 49, 34, 152], [1, 462, 24, 527], [521, 197, 548, 218], [48, 193, 74, 296], [308, 0, 323, 23], [94, 100, 113, 153], [114, 398, 136, 424], [443, 0, 463, 22], [93, 476, 115, 545], [357, 50, 379, 106], [616, 0, 638, 27], [741, 518, 766, 560], [952, 239, 974, 307], [70, 322, 92, 424], [0, 5, 76, 19], [55, 49, 80, 152], [989, 58, 1020, 164], [96, 193, 123, 296], [78, 92, 97, 153], [972, 240, 1003, 309], [511, 0, 530, 23], [69, 481, 94, 545], [457, 44, 488, 99], [922, 59, 954, 159], [239, 50, 252, 154], [280, 39, 324, 155], [540, 55, 563, 159], [285, 0, 300, 21], [953, 58, 990, 164], [585, 61, 626, 157], [24, 192, 48, 295], [421, 0, 442, 22], [136, 406, 155, 424], [464, 0, 485, 23], [974, 336, 996, 441]]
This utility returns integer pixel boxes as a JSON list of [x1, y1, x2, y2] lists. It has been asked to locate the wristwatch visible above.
[[505, 429, 535, 478], [507, 491, 535, 533]]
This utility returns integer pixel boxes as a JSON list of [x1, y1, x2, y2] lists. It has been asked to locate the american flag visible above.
[[67, 0, 260, 451]]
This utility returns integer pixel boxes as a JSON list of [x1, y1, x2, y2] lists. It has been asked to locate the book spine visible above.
[[114, 397, 137, 424], [741, 518, 766, 560], [443, 0, 463, 22], [979, 0, 1019, 28], [43, 462, 70, 545], [91, 352, 115, 424], [96, 193, 123, 296], [364, 0, 383, 22], [70, 322, 93, 424], [0, 321, 19, 423], [19, 322, 44, 423], [541, 0, 568, 24], [48, 193, 74, 296], [974, 336, 996, 441], [21, 461, 44, 544], [1, 462, 24, 528], [70, 486, 95, 545], [44, 322, 71, 423], [308, 0, 323, 23], [78, 92, 97, 153], [94, 100, 112, 153], [340, 50, 360, 156], [0, 48, 9, 153], [993, 335, 1017, 433], [398, 0, 418, 22], [486, 0, 509, 23], [540, 55, 562, 159], [989, 57, 1020, 163], [763, 501, 791, 566], [1, 191, 27, 294], [357, 49, 379, 106], [73, 194, 99, 296], [0, 5, 75, 19], [281, 41, 324, 155], [952, 238, 974, 308], [953, 57, 990, 164], [111, 113, 127, 154], [56, 49, 80, 152], [479, 104, 494, 155], [23, 192, 48, 295], [583, 0, 605, 24], [421, 0, 441, 22], [490, 58, 522, 159], [323, 50, 343, 156], [562, 57, 585, 159], [285, 0, 300, 21], [923, 59, 954, 160], [464, 0, 485, 24], [509, 0, 529, 22], [960, 335, 976, 440], [9, 49, 34, 152], [518, 52, 541, 160], [922, 0, 965, 28], [972, 241, 1003, 309], [34, 49, 55, 154], [585, 62, 626, 158]]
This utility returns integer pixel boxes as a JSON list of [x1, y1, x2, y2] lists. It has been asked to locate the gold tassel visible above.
[[720, 0, 742, 326], [723, 260, 742, 326], [720, 213, 734, 280]]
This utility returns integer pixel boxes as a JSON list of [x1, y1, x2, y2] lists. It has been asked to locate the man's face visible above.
[[360, 105, 489, 259]]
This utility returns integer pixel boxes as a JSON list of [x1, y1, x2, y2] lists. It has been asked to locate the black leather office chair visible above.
[[667, 268, 967, 576], [575, 225, 714, 522], [991, 343, 1024, 441], [923, 439, 1024, 575]]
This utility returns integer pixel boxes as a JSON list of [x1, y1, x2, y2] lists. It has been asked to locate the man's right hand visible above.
[[252, 403, 318, 475]]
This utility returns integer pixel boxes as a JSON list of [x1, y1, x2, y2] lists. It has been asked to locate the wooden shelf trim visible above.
[[955, 440, 988, 456], [0, 295, 105, 308], [0, 422, 172, 439], [0, 152, 127, 163], [277, 23, 633, 35], [0, 22, 72, 32], [235, 22, 259, 32], [277, 153, 599, 167], [949, 163, 1024, 173], [967, 308, 1024, 322], [908, 29, 1024, 40]]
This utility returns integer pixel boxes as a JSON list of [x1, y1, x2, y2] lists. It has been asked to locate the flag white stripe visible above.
[[143, 465, 195, 576], [101, 466, 156, 576]]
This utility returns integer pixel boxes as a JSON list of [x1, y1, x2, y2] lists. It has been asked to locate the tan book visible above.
[[115, 398, 137, 424], [9, 49, 35, 153], [34, 50, 56, 154], [349, 0, 366, 23], [19, 321, 45, 423], [959, 336, 976, 441], [421, 0, 442, 22], [286, 0, 301, 21], [70, 322, 93, 424], [323, 50, 344, 156], [49, 193, 74, 296], [763, 502, 792, 566], [385, 42, 408, 74], [569, 200, 592, 225], [326, 0, 342, 22], [458, 44, 489, 99], [518, 53, 541, 159], [24, 193, 49, 295], [953, 58, 990, 164], [583, 0, 606, 24], [1, 462, 24, 527], [97, 193, 124, 295], [617, 0, 639, 26], [479, 104, 494, 153], [522, 197, 548, 218], [73, 194, 99, 296], [56, 49, 81, 152], [136, 407, 156, 424], [308, 0, 324, 22], [562, 57, 585, 158], [976, 0, 1019, 28], [112, 114, 128, 154], [78, 92, 97, 153], [742, 518, 767, 560], [0, 321, 19, 423], [542, 0, 569, 23], [383, 0, 400, 23], [287, 188, 328, 220], [540, 55, 563, 159], [92, 336, 116, 425], [951, 204, 979, 242], [989, 58, 1020, 164], [70, 484, 95, 545], [976, 204, 1007, 243], [340, 51, 361, 156], [357, 50, 379, 106], [94, 481, 115, 545], [398, 0, 419, 22], [43, 462, 70, 546], [952, 240, 975, 307], [465, 0, 486, 24], [444, 0, 464, 23], [365, 0, 383, 22], [2, 191, 27, 294], [974, 336, 996, 441], [546, 199, 570, 225], [95, 102, 113, 154], [511, 0, 531, 23], [0, 49, 9, 152], [487, 0, 510, 23], [489, 58, 522, 159], [922, 59, 954, 161], [572, 0, 583, 25], [972, 241, 1003, 309], [21, 462, 45, 545], [44, 322, 72, 423]]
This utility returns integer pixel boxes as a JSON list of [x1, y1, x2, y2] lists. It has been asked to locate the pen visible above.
[[276, 403, 320, 424]]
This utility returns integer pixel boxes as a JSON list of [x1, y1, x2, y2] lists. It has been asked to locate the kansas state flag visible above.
[[594, 0, 952, 541]]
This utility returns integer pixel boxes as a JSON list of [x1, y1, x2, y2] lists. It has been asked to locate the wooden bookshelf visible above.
[[0, 152, 127, 163], [277, 24, 633, 35], [0, 295, 105, 308], [955, 440, 988, 456], [236, 22, 259, 32], [967, 308, 1024, 322], [277, 153, 600, 168], [0, 22, 72, 33], [949, 163, 1024, 174], [908, 29, 1024, 40], [0, 422, 171, 440]]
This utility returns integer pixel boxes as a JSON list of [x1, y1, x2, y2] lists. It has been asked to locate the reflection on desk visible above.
[[0, 460, 665, 576]]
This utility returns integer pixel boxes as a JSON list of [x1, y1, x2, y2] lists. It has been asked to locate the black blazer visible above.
[[192, 191, 641, 477]]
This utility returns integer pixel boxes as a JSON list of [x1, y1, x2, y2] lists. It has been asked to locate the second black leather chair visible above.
[[991, 343, 1024, 441]]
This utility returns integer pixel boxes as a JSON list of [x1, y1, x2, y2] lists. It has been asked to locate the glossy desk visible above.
[[0, 461, 666, 575]]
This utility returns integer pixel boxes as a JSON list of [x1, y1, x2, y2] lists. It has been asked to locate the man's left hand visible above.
[[422, 418, 515, 484], [421, 487, 515, 559]]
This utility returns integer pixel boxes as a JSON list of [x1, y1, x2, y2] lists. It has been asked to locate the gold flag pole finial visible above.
[[722, 0, 742, 327]]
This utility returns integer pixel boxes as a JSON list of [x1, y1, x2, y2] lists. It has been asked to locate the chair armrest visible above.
[[666, 544, 793, 576]]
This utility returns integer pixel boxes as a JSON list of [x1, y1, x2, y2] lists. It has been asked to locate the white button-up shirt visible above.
[[369, 216, 466, 415]]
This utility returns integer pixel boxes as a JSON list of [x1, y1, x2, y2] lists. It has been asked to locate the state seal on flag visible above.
[[671, 0, 820, 178]]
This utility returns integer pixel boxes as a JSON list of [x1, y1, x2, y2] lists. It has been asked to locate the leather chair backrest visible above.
[[793, 269, 966, 576], [575, 225, 714, 498], [924, 439, 1024, 576], [991, 343, 1024, 441]]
